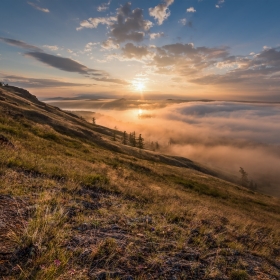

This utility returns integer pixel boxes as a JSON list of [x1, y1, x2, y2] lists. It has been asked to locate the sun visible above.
[[134, 81, 146, 92]]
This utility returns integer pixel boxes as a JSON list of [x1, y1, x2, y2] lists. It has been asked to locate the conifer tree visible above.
[[122, 131, 128, 145], [239, 167, 249, 188], [155, 141, 160, 150], [138, 134, 144, 149], [132, 131, 136, 147]]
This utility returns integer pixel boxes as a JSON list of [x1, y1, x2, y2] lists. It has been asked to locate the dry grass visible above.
[[0, 86, 280, 279]]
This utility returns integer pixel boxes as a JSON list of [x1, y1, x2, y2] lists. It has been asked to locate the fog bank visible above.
[[48, 99, 280, 196]]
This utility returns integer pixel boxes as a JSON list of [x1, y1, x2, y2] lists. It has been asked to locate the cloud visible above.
[[122, 43, 150, 60], [0, 37, 43, 51], [155, 43, 229, 66], [43, 45, 59, 51], [216, 0, 225, 8], [107, 43, 154, 62], [0, 74, 93, 88], [0, 37, 128, 85], [186, 7, 196, 13], [97, 1, 111, 12], [179, 18, 187, 25], [24, 51, 128, 85], [93, 77, 129, 85], [77, 3, 152, 43], [101, 38, 120, 50], [84, 42, 99, 52], [27, 2, 50, 13], [76, 17, 116, 31], [25, 52, 101, 75], [110, 2, 153, 42], [189, 47, 280, 91], [149, 0, 174, 25], [150, 32, 165, 40], [179, 19, 193, 27]]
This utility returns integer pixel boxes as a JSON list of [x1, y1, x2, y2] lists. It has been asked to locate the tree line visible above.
[[119, 131, 144, 149]]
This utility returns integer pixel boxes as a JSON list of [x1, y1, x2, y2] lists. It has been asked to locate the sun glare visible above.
[[133, 81, 146, 92]]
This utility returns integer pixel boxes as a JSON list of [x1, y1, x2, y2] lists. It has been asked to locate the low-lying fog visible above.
[[47, 98, 280, 196]]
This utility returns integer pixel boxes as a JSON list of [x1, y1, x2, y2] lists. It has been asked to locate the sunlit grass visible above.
[[1, 87, 280, 279]]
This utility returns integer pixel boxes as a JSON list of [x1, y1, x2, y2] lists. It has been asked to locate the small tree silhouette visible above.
[[155, 141, 160, 150], [122, 131, 128, 145], [131, 132, 136, 147], [239, 167, 249, 188], [137, 134, 144, 149]]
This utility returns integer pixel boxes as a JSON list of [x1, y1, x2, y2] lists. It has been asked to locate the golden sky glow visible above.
[[0, 1, 280, 101]]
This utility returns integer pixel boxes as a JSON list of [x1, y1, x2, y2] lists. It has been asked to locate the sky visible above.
[[1, 0, 280, 100]]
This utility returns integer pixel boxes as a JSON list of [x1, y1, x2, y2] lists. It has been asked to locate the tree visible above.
[[122, 131, 128, 145], [0, 82, 3, 87], [137, 134, 144, 149], [129, 131, 136, 147], [239, 167, 249, 188], [155, 141, 160, 150]]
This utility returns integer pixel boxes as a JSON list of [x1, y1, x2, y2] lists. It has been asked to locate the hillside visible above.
[[0, 85, 280, 280]]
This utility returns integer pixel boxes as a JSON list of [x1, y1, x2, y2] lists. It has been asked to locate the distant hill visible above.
[[0, 85, 279, 279]]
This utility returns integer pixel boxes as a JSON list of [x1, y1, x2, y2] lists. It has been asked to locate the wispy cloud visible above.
[[24, 51, 128, 85], [179, 18, 192, 27], [0, 36, 128, 85], [216, 0, 225, 8], [27, 2, 50, 13], [186, 7, 196, 13], [25, 52, 99, 74], [84, 42, 99, 52], [101, 38, 120, 50], [43, 45, 59, 51], [76, 17, 116, 31], [150, 32, 165, 40], [0, 73, 93, 88], [149, 0, 174, 25], [97, 0, 111, 12], [0, 37, 43, 51]]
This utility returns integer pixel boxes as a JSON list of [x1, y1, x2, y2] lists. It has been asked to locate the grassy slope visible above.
[[0, 86, 280, 280]]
